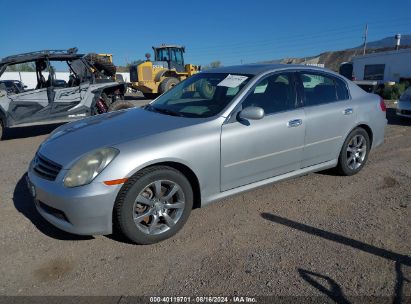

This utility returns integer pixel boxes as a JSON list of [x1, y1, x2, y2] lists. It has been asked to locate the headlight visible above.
[[64, 147, 119, 188]]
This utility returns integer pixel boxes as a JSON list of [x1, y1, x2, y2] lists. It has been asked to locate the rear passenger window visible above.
[[300, 73, 348, 106], [242, 73, 296, 115], [335, 78, 349, 100]]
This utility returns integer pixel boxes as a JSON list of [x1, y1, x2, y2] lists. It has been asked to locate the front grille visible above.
[[33, 154, 62, 181]]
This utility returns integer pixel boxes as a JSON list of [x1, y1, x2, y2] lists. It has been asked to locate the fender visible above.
[[123, 157, 200, 184], [0, 108, 9, 127]]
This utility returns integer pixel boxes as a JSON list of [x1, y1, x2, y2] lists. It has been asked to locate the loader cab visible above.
[[153, 45, 185, 72]]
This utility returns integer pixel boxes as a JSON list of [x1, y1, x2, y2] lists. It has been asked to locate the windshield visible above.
[[155, 49, 169, 61], [147, 73, 252, 118]]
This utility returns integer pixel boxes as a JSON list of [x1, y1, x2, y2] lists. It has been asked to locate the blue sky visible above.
[[1, 0, 411, 66]]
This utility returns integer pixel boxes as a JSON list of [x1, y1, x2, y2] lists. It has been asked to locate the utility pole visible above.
[[362, 24, 368, 55]]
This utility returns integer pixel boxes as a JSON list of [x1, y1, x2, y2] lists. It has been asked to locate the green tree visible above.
[[202, 60, 222, 70], [209, 61, 221, 68]]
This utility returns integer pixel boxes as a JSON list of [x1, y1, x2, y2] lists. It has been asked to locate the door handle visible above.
[[288, 119, 302, 128], [344, 108, 353, 115]]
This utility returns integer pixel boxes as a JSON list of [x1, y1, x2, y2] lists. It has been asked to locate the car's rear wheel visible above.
[[336, 127, 370, 176], [114, 166, 193, 244]]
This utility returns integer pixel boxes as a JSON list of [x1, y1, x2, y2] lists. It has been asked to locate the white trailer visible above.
[[351, 48, 411, 84]]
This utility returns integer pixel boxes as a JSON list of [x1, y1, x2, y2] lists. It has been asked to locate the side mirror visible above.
[[24, 85, 28, 88], [238, 106, 265, 121]]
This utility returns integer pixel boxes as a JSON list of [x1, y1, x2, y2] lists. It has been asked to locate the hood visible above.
[[38, 108, 201, 168]]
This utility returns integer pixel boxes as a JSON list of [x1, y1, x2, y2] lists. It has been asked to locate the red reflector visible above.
[[104, 178, 128, 186], [380, 98, 386, 112]]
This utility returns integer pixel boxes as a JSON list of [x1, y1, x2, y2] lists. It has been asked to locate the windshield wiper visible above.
[[145, 105, 184, 117]]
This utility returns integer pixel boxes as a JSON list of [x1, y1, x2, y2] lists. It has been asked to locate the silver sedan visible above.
[[27, 64, 387, 244], [396, 87, 411, 118]]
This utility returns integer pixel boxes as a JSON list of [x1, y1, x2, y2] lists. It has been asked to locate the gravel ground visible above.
[[0, 99, 409, 302]]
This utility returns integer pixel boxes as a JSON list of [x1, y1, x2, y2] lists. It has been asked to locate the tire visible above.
[[197, 79, 215, 99], [159, 77, 179, 94], [108, 100, 134, 112], [85, 53, 116, 77], [336, 127, 370, 176], [0, 119, 4, 140], [114, 166, 193, 244], [143, 93, 159, 99]]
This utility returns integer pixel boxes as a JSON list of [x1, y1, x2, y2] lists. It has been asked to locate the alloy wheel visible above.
[[132, 180, 185, 235], [346, 134, 367, 170]]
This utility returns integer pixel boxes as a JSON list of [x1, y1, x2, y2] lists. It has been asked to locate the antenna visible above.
[[362, 24, 368, 55]]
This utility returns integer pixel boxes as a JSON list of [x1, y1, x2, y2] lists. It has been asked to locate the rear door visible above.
[[50, 85, 83, 117], [220, 72, 305, 191], [48, 61, 85, 120], [297, 71, 355, 168]]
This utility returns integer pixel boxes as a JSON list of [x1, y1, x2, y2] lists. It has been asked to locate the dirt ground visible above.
[[0, 99, 409, 302]]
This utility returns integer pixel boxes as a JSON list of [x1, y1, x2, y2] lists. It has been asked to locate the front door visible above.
[[169, 48, 185, 72], [8, 88, 50, 125], [220, 72, 305, 191]]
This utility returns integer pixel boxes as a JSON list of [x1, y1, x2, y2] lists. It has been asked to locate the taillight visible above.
[[380, 98, 386, 112]]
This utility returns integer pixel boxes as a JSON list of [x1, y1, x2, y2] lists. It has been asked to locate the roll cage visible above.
[[0, 48, 108, 84]]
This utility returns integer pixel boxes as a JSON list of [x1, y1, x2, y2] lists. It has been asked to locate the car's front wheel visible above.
[[114, 166, 193, 244], [336, 127, 370, 176]]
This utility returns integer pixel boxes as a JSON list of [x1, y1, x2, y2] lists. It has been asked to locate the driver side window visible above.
[[241, 73, 296, 115]]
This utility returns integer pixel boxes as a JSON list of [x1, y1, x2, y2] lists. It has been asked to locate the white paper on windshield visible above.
[[217, 74, 248, 88]]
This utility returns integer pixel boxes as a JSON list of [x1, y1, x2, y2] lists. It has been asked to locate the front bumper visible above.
[[396, 109, 411, 118], [27, 169, 122, 236]]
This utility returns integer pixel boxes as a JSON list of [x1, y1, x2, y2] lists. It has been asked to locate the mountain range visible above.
[[263, 34, 411, 71]]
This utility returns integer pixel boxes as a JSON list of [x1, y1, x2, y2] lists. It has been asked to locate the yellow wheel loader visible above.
[[129, 45, 200, 98]]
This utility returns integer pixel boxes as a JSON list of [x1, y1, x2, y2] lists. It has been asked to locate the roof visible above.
[[202, 63, 333, 76], [0, 48, 83, 66], [152, 44, 185, 50], [352, 48, 411, 61]]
